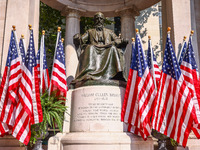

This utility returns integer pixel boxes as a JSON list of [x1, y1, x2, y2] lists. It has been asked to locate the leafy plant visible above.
[[29, 92, 67, 146], [170, 138, 178, 147]]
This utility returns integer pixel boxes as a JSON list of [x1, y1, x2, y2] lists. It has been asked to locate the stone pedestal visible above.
[[48, 85, 154, 150], [70, 86, 124, 132], [0, 135, 26, 150], [61, 132, 153, 150]]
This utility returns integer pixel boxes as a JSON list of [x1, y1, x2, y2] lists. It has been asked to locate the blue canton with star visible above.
[[55, 33, 66, 68], [162, 34, 181, 80], [19, 39, 26, 63], [6, 31, 19, 67], [130, 34, 148, 77], [147, 40, 157, 69], [183, 36, 198, 71], [25, 30, 36, 74], [178, 41, 187, 66], [36, 44, 48, 69]]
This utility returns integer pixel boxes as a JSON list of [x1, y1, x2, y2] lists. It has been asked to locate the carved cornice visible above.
[[115, 5, 140, 18], [61, 6, 86, 19]]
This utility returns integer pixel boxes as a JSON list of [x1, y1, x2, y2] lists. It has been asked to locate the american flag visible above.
[[180, 34, 200, 137], [152, 30, 198, 147], [146, 37, 161, 88], [36, 33, 50, 94], [19, 36, 26, 63], [178, 37, 187, 66], [121, 31, 156, 140], [12, 29, 43, 145], [0, 30, 21, 135], [49, 31, 67, 98]]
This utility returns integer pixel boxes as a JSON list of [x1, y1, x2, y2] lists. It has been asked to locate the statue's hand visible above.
[[73, 33, 81, 47], [121, 38, 129, 46]]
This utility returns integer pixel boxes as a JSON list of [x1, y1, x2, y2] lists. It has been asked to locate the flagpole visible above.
[[48, 27, 61, 96], [190, 30, 197, 80], [61, 37, 67, 76], [190, 30, 194, 43], [12, 26, 22, 63], [131, 37, 135, 64], [39, 30, 45, 95], [21, 34, 27, 56], [177, 36, 187, 63], [149, 36, 157, 90]]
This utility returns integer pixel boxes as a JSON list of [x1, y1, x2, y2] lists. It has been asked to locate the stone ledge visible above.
[[61, 132, 153, 144]]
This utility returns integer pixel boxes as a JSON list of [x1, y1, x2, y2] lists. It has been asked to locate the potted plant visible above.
[[29, 91, 67, 149]]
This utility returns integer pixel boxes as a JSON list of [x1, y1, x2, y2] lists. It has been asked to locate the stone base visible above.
[[60, 132, 153, 150], [0, 135, 26, 150]]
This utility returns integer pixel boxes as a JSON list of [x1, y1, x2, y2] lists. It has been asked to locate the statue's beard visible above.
[[95, 24, 103, 31]]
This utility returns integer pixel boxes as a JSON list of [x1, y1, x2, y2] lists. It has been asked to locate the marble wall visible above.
[[0, 0, 40, 78]]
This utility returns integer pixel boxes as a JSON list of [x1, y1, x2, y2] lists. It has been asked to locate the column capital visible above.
[[116, 5, 140, 18], [61, 6, 85, 19]]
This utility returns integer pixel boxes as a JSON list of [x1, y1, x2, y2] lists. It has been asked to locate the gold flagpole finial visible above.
[[148, 35, 151, 40], [61, 38, 64, 43], [42, 30, 45, 35], [135, 29, 139, 33], [167, 27, 171, 33], [191, 30, 194, 36], [183, 36, 187, 41], [58, 27, 61, 32], [12, 25, 16, 31], [21, 34, 24, 39], [131, 38, 135, 42], [28, 24, 32, 30]]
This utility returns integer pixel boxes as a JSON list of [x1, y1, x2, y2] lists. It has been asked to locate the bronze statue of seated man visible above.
[[72, 12, 128, 87]]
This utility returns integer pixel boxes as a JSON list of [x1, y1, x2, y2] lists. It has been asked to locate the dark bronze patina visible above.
[[72, 12, 128, 88]]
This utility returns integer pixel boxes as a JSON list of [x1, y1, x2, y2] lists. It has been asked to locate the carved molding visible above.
[[116, 5, 140, 18], [61, 6, 86, 19]]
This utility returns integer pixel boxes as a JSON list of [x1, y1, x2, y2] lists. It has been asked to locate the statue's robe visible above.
[[74, 28, 125, 82]]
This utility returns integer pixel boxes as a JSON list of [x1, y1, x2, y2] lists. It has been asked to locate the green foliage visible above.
[[39, 2, 65, 59], [29, 92, 67, 147], [170, 138, 178, 147]]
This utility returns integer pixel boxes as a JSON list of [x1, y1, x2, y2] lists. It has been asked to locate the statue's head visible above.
[[94, 12, 104, 30]]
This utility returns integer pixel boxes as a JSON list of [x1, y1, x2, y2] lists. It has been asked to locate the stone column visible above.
[[62, 8, 81, 133], [119, 7, 139, 76], [192, 0, 200, 68], [161, 0, 192, 55], [63, 8, 80, 85], [0, 0, 40, 78]]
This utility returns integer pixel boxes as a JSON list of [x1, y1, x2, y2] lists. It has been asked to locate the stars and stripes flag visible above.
[[152, 29, 198, 147], [179, 33, 200, 137], [19, 35, 26, 63], [121, 30, 156, 139], [0, 30, 21, 136], [177, 36, 187, 66], [49, 31, 67, 98], [36, 31, 50, 94], [12, 29, 43, 145], [146, 37, 161, 88]]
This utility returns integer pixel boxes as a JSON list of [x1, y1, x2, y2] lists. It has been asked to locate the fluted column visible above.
[[119, 7, 139, 76], [62, 8, 80, 85], [62, 8, 81, 133], [65, 9, 80, 46]]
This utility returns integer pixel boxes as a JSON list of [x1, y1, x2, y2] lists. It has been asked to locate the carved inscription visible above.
[[73, 92, 121, 122]]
